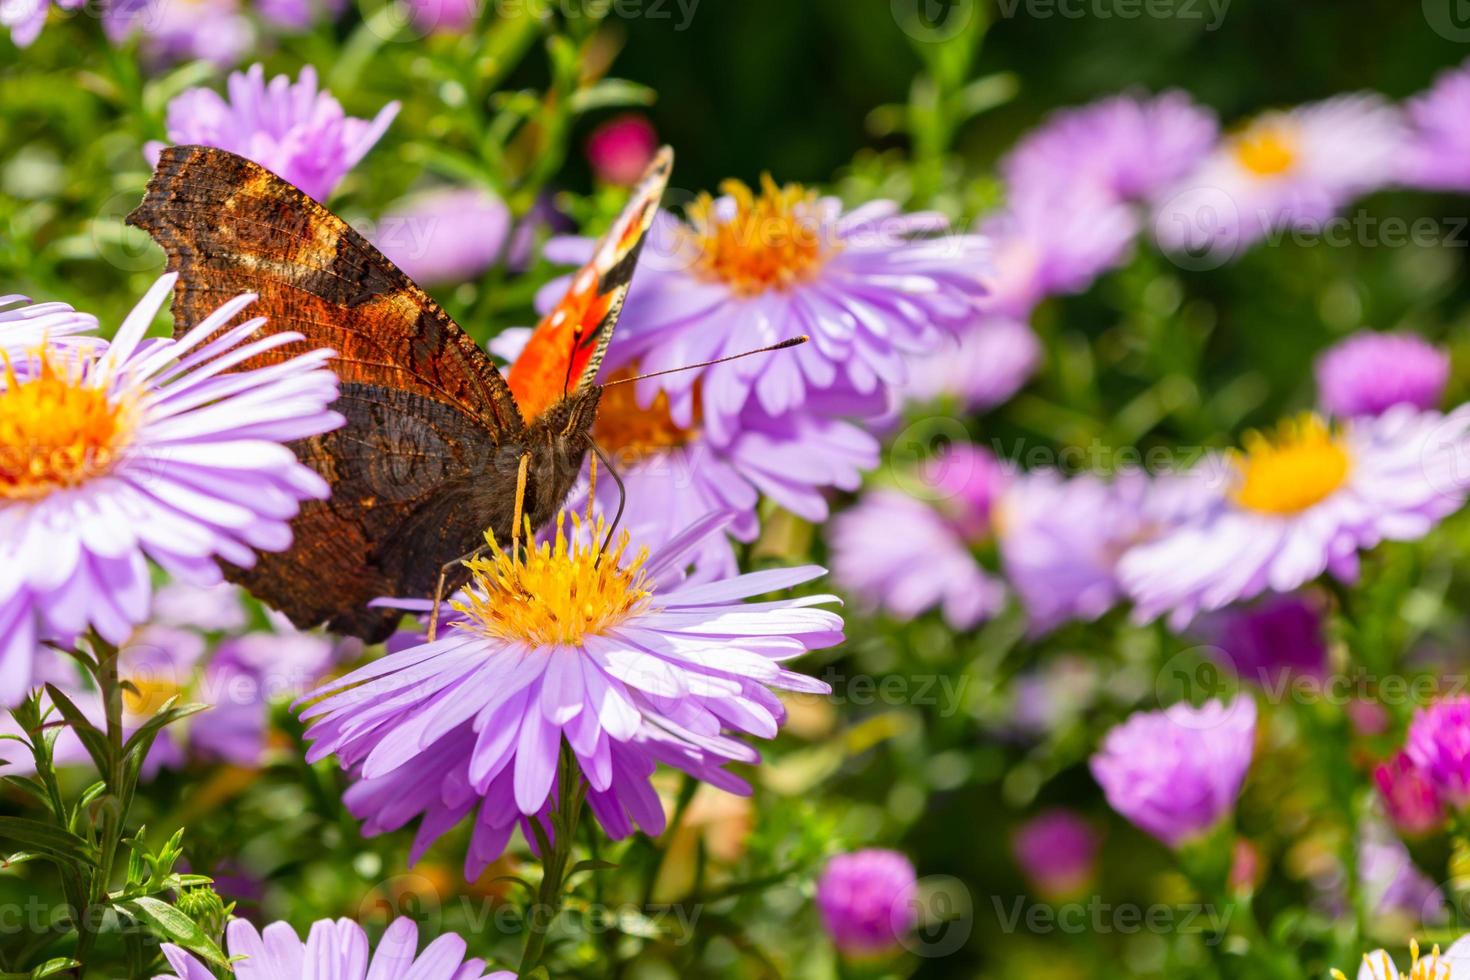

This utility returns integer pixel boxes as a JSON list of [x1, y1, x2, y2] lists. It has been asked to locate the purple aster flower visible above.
[[900, 316, 1040, 412], [1359, 821, 1447, 925], [149, 580, 248, 632], [1347, 939, 1470, 980], [1375, 751, 1446, 838], [1090, 697, 1257, 849], [156, 916, 513, 979], [1316, 332, 1450, 418], [0, 295, 100, 379], [193, 629, 338, 765], [0, 274, 342, 705], [1002, 90, 1219, 204], [1407, 696, 1470, 811], [1154, 95, 1406, 261], [1403, 59, 1470, 193], [404, 0, 478, 33], [299, 512, 840, 878], [1012, 809, 1099, 899], [814, 849, 918, 959], [104, 0, 254, 68], [539, 180, 988, 445], [1120, 410, 1470, 629], [829, 442, 1009, 629], [1, 0, 82, 47], [1199, 592, 1328, 689], [255, 0, 344, 31], [146, 64, 400, 203], [374, 186, 512, 286]]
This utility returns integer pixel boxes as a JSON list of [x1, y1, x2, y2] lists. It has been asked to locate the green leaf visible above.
[[566, 859, 618, 881], [43, 684, 110, 775], [0, 958, 80, 979], [0, 817, 98, 868], [116, 896, 228, 967], [568, 78, 656, 114], [121, 701, 210, 762]]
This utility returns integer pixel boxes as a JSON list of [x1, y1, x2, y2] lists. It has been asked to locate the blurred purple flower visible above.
[[1403, 59, 1470, 193], [1090, 697, 1257, 848], [0, 275, 341, 706], [374, 186, 512, 286], [1407, 696, 1470, 810], [192, 630, 338, 766], [301, 513, 839, 878], [1202, 592, 1328, 689], [587, 114, 660, 187], [149, 580, 248, 633], [900, 316, 1040, 412], [406, 0, 478, 34], [157, 916, 512, 979], [1012, 809, 1099, 898], [1154, 95, 1406, 260], [828, 443, 1009, 629], [256, 0, 345, 30], [1316, 332, 1450, 418], [1002, 90, 1219, 204], [815, 849, 918, 959], [1359, 821, 1447, 925], [105, 0, 254, 68], [146, 64, 399, 203], [1375, 751, 1446, 838], [1, 0, 83, 47]]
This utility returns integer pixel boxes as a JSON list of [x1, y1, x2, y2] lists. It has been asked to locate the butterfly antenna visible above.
[[587, 437, 627, 561], [602, 336, 808, 388]]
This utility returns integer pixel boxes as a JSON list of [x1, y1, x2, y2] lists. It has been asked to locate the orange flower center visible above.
[[1231, 414, 1351, 515], [685, 175, 831, 295], [1232, 121, 1299, 177], [0, 353, 133, 501], [591, 366, 697, 465]]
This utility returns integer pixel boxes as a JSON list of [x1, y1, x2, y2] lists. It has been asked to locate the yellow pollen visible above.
[[124, 677, 184, 718], [1333, 940, 1451, 980], [685, 174, 831, 295], [453, 511, 653, 647], [592, 366, 697, 464], [1232, 121, 1299, 177], [0, 352, 133, 501], [1231, 414, 1351, 515]]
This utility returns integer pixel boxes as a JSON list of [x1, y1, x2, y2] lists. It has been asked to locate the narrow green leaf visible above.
[[117, 896, 228, 967], [0, 817, 98, 868]]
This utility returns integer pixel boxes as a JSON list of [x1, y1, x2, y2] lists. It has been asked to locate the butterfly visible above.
[[127, 143, 673, 642]]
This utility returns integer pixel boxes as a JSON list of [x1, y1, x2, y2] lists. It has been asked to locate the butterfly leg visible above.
[[428, 545, 488, 643], [587, 437, 627, 560]]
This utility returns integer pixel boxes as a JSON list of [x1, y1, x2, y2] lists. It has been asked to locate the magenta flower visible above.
[[542, 181, 988, 444], [374, 187, 512, 286], [900, 316, 1041, 412], [1002, 90, 1219, 204], [1202, 592, 1328, 688], [1090, 698, 1257, 848], [146, 65, 399, 203], [104, 0, 254, 68], [815, 849, 918, 959], [1, 0, 82, 47], [300, 512, 839, 878], [1403, 59, 1470, 193], [404, 0, 478, 34], [587, 114, 660, 187], [1012, 809, 1100, 898], [0, 274, 341, 706], [829, 443, 1009, 629], [156, 916, 512, 979], [1316, 332, 1450, 418], [1375, 751, 1446, 838], [1407, 696, 1470, 811]]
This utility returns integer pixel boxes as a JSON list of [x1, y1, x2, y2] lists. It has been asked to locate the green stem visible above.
[[76, 636, 131, 968], [517, 748, 587, 975]]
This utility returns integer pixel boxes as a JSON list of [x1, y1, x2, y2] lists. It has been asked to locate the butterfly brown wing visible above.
[[127, 145, 524, 640]]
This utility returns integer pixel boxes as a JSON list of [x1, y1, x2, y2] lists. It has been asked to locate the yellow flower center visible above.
[[1232, 121, 1299, 177], [1231, 414, 1351, 515], [685, 175, 831, 295], [453, 512, 653, 647], [0, 353, 133, 501], [124, 677, 184, 718], [1333, 940, 1452, 980], [592, 366, 697, 465]]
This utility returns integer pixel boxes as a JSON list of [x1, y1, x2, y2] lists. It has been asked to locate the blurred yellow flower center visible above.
[[124, 677, 184, 717], [1333, 940, 1451, 980], [1233, 122, 1299, 177], [687, 175, 830, 295], [455, 512, 653, 647], [0, 353, 132, 501], [592, 366, 697, 464], [1232, 414, 1351, 515]]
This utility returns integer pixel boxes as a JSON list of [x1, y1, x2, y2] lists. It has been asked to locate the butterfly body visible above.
[[128, 144, 668, 641]]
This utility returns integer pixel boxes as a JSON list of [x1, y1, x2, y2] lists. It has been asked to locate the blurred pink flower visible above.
[[587, 114, 660, 186]]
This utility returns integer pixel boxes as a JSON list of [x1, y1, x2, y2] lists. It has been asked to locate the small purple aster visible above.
[[104, 0, 254, 69], [1407, 696, 1470, 811], [1012, 809, 1100, 899], [147, 64, 400, 203], [1002, 90, 1219, 204], [900, 316, 1041, 412], [828, 442, 1009, 629], [814, 849, 918, 959], [1201, 592, 1328, 688], [156, 916, 513, 979], [1316, 332, 1450, 418], [374, 186, 512, 286], [1090, 697, 1257, 849], [0, 274, 342, 705], [1403, 59, 1470, 193], [300, 512, 839, 878], [1, 0, 83, 47]]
